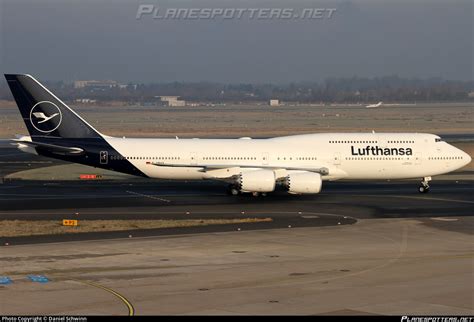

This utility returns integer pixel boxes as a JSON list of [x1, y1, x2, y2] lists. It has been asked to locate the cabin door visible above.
[[100, 151, 108, 164]]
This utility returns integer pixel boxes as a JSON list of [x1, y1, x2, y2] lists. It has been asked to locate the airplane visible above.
[[366, 101, 383, 108], [4, 74, 472, 196]]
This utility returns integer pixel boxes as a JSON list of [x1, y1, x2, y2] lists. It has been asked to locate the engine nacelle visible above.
[[286, 172, 322, 194], [239, 170, 276, 193]]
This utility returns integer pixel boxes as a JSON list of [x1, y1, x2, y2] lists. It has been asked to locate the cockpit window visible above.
[[435, 138, 442, 142]]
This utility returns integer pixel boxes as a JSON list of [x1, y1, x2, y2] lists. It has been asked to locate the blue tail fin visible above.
[[5, 74, 102, 139]]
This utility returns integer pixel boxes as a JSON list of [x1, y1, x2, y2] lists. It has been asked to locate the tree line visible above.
[[0, 76, 472, 103]]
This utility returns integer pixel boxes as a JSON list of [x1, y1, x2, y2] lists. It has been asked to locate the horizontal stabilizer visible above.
[[13, 140, 85, 156]]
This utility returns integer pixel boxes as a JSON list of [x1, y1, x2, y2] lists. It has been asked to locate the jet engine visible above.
[[286, 172, 322, 194], [238, 170, 276, 193]]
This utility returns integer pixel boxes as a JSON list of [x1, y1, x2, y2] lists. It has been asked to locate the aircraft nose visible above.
[[464, 151, 472, 166]]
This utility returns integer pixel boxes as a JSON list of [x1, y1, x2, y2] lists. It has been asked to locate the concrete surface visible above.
[[0, 217, 472, 315]]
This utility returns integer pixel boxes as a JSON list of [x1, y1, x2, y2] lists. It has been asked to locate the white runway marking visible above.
[[126, 190, 171, 203], [431, 217, 459, 222]]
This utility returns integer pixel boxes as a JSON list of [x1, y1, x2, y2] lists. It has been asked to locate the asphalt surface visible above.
[[1, 177, 473, 244], [0, 147, 61, 178]]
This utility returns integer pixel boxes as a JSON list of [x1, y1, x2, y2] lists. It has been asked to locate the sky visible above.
[[0, 0, 472, 83]]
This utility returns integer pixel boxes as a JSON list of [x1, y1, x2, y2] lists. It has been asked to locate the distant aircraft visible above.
[[4, 74, 472, 195], [366, 101, 383, 108]]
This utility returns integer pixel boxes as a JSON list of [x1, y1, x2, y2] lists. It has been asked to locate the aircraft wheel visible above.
[[231, 188, 240, 196], [418, 185, 429, 193], [227, 185, 240, 196]]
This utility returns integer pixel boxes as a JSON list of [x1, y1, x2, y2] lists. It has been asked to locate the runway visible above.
[[0, 178, 472, 245]]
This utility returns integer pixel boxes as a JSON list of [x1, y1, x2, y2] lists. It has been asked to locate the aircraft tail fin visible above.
[[4, 74, 102, 139]]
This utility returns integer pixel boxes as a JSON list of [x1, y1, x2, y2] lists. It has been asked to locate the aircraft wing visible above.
[[151, 162, 329, 179]]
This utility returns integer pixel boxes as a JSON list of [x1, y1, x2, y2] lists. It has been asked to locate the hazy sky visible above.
[[0, 0, 472, 83]]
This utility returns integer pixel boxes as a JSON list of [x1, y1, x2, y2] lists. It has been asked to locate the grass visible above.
[[0, 218, 273, 237]]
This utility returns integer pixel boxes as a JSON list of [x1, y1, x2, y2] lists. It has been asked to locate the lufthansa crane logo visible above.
[[29, 101, 62, 133]]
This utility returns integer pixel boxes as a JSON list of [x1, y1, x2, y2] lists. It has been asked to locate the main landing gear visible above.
[[418, 177, 431, 193], [226, 184, 267, 197]]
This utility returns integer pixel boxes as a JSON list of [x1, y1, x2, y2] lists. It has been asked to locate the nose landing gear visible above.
[[418, 176, 431, 193], [227, 184, 240, 196]]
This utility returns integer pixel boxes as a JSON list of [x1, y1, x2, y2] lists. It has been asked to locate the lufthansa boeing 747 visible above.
[[5, 74, 471, 195]]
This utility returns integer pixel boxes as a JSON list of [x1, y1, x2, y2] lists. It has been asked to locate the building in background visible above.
[[269, 99, 280, 107], [74, 80, 121, 90], [158, 96, 186, 107], [75, 98, 97, 104]]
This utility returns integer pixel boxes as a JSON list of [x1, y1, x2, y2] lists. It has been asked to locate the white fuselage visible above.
[[104, 133, 471, 181]]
